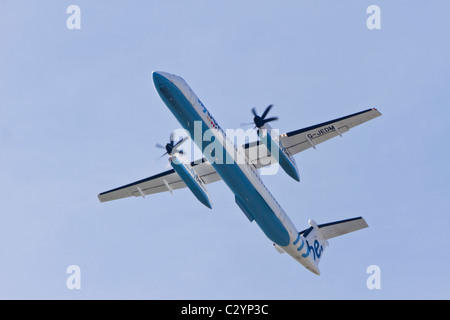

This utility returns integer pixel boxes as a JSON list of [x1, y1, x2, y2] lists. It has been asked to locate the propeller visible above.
[[244, 104, 278, 128], [155, 132, 188, 158]]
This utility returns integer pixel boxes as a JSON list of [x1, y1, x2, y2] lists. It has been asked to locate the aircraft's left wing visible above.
[[244, 108, 381, 168], [98, 159, 220, 202], [280, 108, 381, 155]]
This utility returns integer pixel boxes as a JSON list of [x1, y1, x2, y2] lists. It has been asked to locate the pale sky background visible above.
[[1, 1, 449, 299]]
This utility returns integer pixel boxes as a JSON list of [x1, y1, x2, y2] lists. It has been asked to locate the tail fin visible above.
[[300, 217, 368, 274]]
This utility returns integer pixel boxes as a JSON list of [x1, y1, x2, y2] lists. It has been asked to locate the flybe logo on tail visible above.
[[295, 235, 324, 261], [304, 240, 324, 261]]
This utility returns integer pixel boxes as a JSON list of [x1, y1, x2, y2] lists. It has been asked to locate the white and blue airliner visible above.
[[98, 71, 381, 275]]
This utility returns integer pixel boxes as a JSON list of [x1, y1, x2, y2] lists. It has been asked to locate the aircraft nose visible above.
[[152, 71, 173, 84], [152, 71, 164, 85]]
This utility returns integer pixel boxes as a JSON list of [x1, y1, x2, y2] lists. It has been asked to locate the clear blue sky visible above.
[[1, 1, 449, 299]]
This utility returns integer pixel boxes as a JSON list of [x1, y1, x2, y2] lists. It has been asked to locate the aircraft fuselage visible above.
[[152, 71, 320, 274]]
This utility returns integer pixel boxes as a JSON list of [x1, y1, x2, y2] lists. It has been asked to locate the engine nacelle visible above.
[[258, 124, 300, 182], [169, 154, 212, 209]]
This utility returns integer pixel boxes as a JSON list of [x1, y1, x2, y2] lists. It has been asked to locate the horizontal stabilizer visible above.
[[296, 216, 368, 275], [317, 217, 368, 240]]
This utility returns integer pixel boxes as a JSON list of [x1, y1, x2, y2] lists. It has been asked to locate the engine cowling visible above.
[[258, 124, 300, 182], [169, 154, 212, 209]]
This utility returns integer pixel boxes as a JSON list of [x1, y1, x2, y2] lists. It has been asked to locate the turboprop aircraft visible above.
[[98, 71, 382, 275]]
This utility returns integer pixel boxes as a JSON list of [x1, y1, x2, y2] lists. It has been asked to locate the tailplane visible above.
[[300, 217, 368, 274]]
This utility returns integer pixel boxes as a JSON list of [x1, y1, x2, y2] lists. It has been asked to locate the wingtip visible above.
[[97, 193, 107, 203], [372, 107, 382, 116]]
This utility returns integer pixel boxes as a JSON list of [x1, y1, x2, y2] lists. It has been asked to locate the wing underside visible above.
[[243, 108, 381, 168], [98, 159, 220, 202], [98, 108, 381, 202]]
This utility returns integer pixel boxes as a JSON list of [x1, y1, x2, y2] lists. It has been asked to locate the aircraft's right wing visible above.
[[244, 108, 382, 168]]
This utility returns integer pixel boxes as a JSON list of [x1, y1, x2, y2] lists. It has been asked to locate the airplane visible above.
[[98, 71, 382, 275]]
